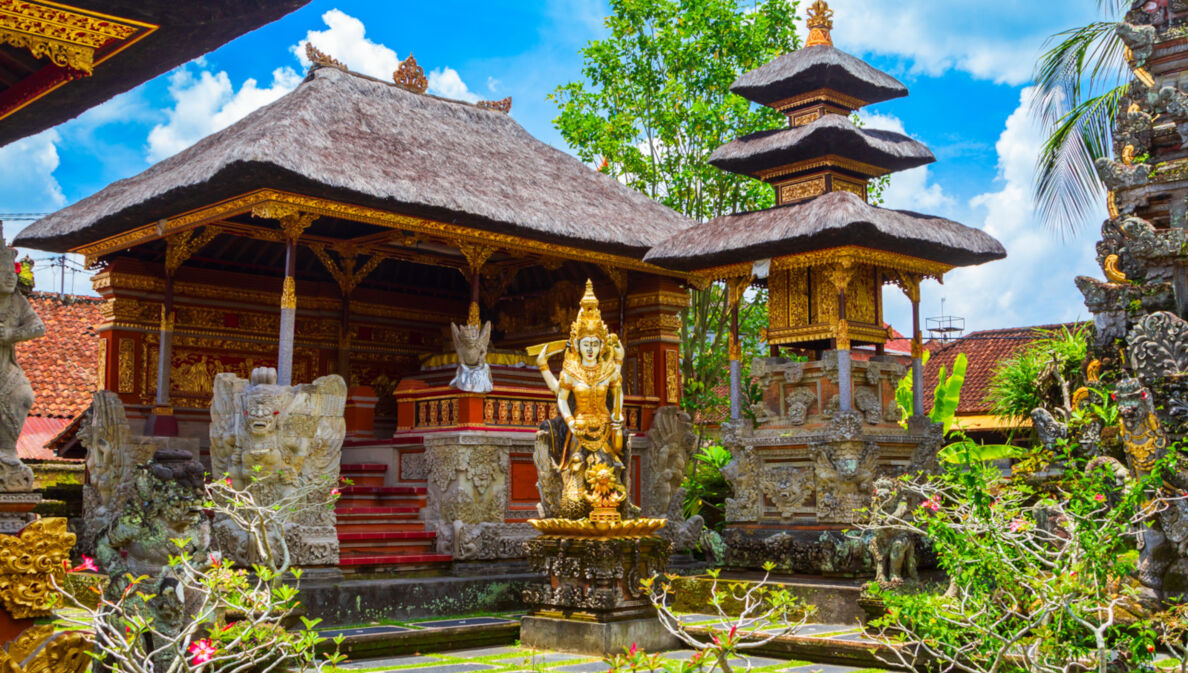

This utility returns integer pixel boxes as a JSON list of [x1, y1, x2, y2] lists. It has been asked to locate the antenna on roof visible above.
[[927, 297, 964, 343]]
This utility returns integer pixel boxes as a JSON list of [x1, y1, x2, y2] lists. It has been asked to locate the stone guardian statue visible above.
[[209, 367, 346, 567], [0, 227, 44, 492]]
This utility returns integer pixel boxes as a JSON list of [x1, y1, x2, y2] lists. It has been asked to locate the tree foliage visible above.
[[551, 0, 800, 424]]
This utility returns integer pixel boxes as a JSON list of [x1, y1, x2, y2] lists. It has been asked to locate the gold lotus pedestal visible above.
[[520, 514, 679, 656]]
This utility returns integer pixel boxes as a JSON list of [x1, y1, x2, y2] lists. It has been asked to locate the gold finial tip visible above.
[[580, 279, 599, 309], [805, 0, 835, 48]]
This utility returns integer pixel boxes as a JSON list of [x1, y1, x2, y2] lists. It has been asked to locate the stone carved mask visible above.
[[1116, 378, 1154, 431], [452, 321, 491, 368]]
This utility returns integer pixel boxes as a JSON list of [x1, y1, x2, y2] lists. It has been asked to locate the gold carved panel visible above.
[[96, 338, 107, 391], [641, 351, 655, 398], [778, 176, 827, 205], [117, 338, 134, 393], [665, 350, 680, 404], [768, 269, 809, 330], [848, 264, 878, 324]]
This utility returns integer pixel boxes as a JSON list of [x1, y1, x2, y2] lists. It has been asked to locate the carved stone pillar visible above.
[[827, 262, 855, 412], [897, 273, 925, 417]]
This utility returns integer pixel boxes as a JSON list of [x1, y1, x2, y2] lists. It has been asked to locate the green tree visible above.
[[550, 0, 799, 423], [1032, 1, 1132, 234]]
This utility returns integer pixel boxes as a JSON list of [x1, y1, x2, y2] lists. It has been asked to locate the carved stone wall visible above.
[[721, 355, 939, 575]]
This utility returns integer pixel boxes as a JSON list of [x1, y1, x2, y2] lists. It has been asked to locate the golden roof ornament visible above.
[[394, 54, 429, 94], [478, 96, 513, 113], [304, 42, 345, 71], [805, 0, 835, 48]]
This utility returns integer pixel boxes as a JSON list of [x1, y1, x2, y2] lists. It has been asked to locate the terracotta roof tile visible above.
[[15, 293, 102, 420], [922, 323, 1082, 415]]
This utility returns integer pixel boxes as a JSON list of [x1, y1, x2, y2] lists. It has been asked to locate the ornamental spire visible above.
[[805, 0, 834, 48]]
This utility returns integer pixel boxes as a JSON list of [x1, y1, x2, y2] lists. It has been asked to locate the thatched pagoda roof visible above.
[[0, 0, 309, 147], [708, 115, 934, 177], [644, 191, 1006, 271], [731, 45, 908, 108], [16, 66, 693, 256]]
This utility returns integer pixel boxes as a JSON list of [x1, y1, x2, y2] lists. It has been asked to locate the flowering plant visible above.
[[857, 443, 1172, 673], [53, 471, 344, 672]]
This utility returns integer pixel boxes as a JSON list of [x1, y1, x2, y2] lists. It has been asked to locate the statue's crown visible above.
[[570, 279, 609, 345]]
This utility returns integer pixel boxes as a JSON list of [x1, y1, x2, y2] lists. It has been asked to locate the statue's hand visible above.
[[536, 348, 550, 370]]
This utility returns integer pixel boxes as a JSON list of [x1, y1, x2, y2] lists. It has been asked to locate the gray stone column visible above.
[[278, 236, 298, 386]]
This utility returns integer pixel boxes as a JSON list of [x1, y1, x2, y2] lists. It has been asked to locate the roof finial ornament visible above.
[[304, 42, 345, 71], [805, 0, 834, 48], [394, 54, 429, 94], [478, 97, 513, 114]]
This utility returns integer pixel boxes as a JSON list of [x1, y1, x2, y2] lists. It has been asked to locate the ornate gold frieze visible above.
[[164, 225, 221, 275], [0, 518, 74, 619], [757, 154, 888, 181], [792, 109, 822, 127], [770, 88, 868, 115], [665, 350, 680, 404], [768, 268, 809, 329], [458, 241, 497, 273], [0, 0, 147, 74], [625, 291, 689, 310], [74, 189, 690, 280], [778, 176, 827, 204], [767, 321, 888, 347], [394, 54, 428, 93], [627, 314, 681, 334]]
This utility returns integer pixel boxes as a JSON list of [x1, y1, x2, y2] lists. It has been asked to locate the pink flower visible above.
[[330, 488, 341, 497], [728, 624, 737, 640], [1008, 518, 1026, 533], [922, 496, 941, 513], [189, 639, 217, 666], [1094, 494, 1105, 503], [224, 477, 233, 486], [70, 556, 98, 573], [629, 643, 637, 655]]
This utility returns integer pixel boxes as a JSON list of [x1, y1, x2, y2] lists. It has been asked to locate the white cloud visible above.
[[293, 9, 399, 79], [859, 111, 956, 216], [292, 9, 481, 103], [828, 0, 1098, 86], [0, 130, 66, 214], [429, 67, 481, 103], [883, 88, 1100, 334], [146, 66, 301, 162]]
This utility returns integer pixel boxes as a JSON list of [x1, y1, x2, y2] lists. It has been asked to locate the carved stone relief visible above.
[[1128, 311, 1188, 380], [813, 441, 878, 524], [722, 445, 762, 522], [209, 367, 346, 567], [785, 388, 817, 426], [760, 465, 813, 520]]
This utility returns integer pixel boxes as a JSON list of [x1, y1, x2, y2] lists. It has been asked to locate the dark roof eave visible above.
[[0, 0, 311, 147], [730, 46, 909, 107], [14, 161, 657, 260]]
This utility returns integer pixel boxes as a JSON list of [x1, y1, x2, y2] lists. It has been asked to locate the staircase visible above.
[[336, 463, 452, 570]]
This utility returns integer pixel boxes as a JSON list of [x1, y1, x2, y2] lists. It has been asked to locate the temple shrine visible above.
[[15, 46, 695, 570], [645, 1, 1006, 573]]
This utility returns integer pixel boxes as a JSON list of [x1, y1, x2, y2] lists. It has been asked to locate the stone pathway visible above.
[[330, 642, 893, 673]]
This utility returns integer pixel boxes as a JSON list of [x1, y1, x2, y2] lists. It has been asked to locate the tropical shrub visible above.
[[988, 324, 1090, 421], [683, 444, 733, 533]]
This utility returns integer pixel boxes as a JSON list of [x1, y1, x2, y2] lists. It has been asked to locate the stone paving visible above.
[[327, 614, 1187, 672]]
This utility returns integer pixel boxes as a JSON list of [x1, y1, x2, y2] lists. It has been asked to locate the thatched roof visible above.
[[708, 114, 934, 177], [731, 45, 908, 108], [16, 66, 693, 256], [0, 0, 309, 147], [644, 190, 1006, 270]]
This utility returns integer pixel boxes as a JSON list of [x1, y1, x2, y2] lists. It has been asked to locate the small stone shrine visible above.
[[645, 1, 1007, 575], [521, 281, 678, 655]]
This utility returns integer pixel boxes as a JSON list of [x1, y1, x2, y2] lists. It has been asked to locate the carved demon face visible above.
[[1114, 378, 1153, 431], [243, 390, 282, 437]]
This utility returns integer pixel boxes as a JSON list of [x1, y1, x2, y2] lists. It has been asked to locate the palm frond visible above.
[[1034, 85, 1127, 237], [1031, 11, 1129, 234]]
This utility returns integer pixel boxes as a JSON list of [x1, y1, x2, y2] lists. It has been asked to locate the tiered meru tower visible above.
[[646, 1, 1006, 574]]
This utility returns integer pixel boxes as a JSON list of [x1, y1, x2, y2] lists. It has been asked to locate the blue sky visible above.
[[0, 0, 1110, 334]]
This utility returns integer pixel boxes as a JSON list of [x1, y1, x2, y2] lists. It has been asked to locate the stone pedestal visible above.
[[0, 492, 41, 534], [521, 536, 679, 655]]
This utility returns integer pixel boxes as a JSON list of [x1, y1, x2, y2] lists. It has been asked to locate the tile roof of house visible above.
[[14, 294, 102, 459], [922, 324, 1080, 415]]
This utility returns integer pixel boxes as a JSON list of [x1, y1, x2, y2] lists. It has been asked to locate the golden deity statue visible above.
[[529, 280, 664, 537]]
